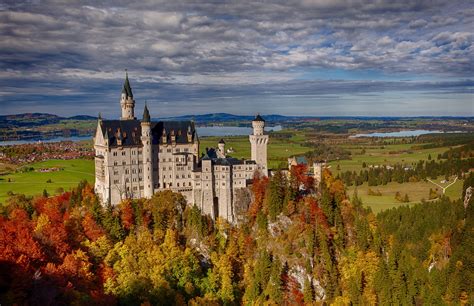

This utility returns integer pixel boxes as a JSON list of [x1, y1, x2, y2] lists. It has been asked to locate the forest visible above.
[[0, 166, 472, 305]]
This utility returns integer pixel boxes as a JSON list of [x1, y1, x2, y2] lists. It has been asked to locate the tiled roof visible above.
[[100, 119, 196, 147]]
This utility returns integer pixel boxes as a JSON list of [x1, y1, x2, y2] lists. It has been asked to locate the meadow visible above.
[[327, 141, 466, 213], [328, 142, 454, 174], [0, 159, 94, 204], [346, 177, 464, 214], [200, 133, 310, 169]]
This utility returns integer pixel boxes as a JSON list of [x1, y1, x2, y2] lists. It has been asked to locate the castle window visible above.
[[122, 161, 126, 165], [113, 152, 117, 156], [176, 148, 180, 152], [167, 149, 171, 153], [113, 180, 119, 184], [189, 182, 192, 186], [184, 148, 189, 152], [125, 169, 129, 174], [114, 161, 118, 166], [125, 178, 129, 183], [177, 183, 180, 187], [122, 151, 126, 156]]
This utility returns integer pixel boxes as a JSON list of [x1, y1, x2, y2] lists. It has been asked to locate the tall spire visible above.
[[142, 102, 150, 122], [122, 69, 133, 98]]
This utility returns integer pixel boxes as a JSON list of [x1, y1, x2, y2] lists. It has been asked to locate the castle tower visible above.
[[217, 139, 226, 158], [313, 161, 326, 187], [120, 71, 136, 120], [249, 114, 268, 176], [141, 104, 154, 198]]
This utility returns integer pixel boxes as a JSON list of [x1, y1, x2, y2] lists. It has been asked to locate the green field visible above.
[[327, 142, 465, 213], [346, 176, 464, 214], [328, 143, 453, 174], [0, 159, 94, 204], [200, 133, 310, 169]]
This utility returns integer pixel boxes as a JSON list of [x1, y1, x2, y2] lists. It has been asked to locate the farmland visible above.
[[0, 159, 94, 204]]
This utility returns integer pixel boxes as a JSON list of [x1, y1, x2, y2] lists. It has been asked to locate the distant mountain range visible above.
[[158, 113, 302, 124], [0, 113, 97, 129]]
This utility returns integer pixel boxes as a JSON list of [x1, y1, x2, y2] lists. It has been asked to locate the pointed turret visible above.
[[142, 103, 150, 122], [141, 101, 153, 199], [120, 70, 136, 120], [122, 71, 133, 98]]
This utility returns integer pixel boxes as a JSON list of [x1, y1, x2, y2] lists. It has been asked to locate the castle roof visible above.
[[253, 114, 265, 122], [121, 72, 133, 98], [99, 119, 196, 147], [142, 104, 150, 122]]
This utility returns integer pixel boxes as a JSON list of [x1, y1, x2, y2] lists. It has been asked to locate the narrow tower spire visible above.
[[142, 102, 150, 122], [120, 70, 136, 120]]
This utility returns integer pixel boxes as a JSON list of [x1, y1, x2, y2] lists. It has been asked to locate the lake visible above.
[[351, 130, 460, 138], [0, 125, 283, 146]]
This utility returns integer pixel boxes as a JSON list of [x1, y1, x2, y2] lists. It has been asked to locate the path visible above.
[[427, 177, 458, 194]]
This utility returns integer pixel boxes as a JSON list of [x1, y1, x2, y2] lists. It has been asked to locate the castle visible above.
[[94, 74, 268, 222]]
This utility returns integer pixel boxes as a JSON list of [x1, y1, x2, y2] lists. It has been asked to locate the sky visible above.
[[0, 0, 473, 118]]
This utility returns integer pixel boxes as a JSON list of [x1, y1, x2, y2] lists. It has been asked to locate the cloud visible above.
[[0, 0, 472, 116]]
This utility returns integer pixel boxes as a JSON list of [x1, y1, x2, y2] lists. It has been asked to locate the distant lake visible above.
[[0, 125, 283, 146], [351, 130, 460, 138]]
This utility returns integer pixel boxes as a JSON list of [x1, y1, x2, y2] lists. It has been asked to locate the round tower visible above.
[[141, 104, 154, 198], [218, 139, 226, 158], [249, 114, 269, 176], [120, 71, 136, 120], [252, 114, 265, 135]]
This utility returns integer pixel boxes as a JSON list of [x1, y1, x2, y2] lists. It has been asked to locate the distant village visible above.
[[0, 141, 93, 165]]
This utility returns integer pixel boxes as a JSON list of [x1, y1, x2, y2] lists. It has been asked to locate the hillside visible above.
[[0, 169, 472, 304]]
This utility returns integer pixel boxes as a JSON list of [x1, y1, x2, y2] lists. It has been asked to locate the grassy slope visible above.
[[0, 159, 94, 204], [329, 143, 452, 174], [346, 177, 464, 214]]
